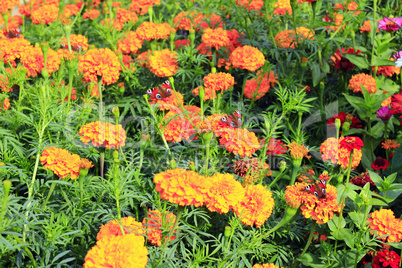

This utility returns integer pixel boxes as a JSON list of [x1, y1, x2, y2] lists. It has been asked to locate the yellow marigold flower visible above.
[[78, 121, 127, 149], [62, 4, 79, 18], [349, 73, 377, 93], [148, 49, 178, 77], [0, 37, 31, 66], [117, 31, 143, 54], [203, 72, 235, 94], [84, 233, 148, 268], [217, 128, 261, 158], [0, 0, 18, 14], [96, 216, 144, 241], [229, 45, 265, 72], [78, 48, 121, 85], [320, 137, 339, 164], [382, 139, 400, 150], [40, 147, 81, 180], [234, 184, 274, 227], [31, 4, 58, 24], [288, 142, 311, 160], [60, 34, 89, 52], [149, 90, 183, 111], [153, 168, 213, 207], [142, 209, 178, 247], [285, 182, 317, 208], [275, 27, 314, 48], [338, 137, 362, 169], [244, 71, 277, 100], [136, 21, 175, 41], [205, 173, 245, 214], [273, 0, 292, 15], [201, 28, 231, 50], [161, 105, 201, 143], [80, 158, 93, 170], [129, 0, 161, 15], [116, 7, 138, 25], [252, 263, 283, 268], [374, 58, 401, 77], [83, 9, 100, 20], [367, 209, 402, 243]]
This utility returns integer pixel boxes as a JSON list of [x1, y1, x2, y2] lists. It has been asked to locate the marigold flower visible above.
[[285, 182, 317, 208], [334, 1, 360, 15], [205, 173, 245, 214], [149, 89, 183, 111], [129, 0, 161, 15], [360, 20, 379, 33], [84, 233, 148, 268], [203, 72, 235, 93], [1, 15, 23, 32], [142, 209, 177, 247], [229, 45, 265, 72], [147, 49, 178, 78], [57, 48, 76, 61], [78, 121, 127, 149], [20, 46, 61, 77], [31, 4, 58, 24], [161, 105, 201, 142], [260, 137, 287, 155], [323, 13, 345, 32], [40, 147, 81, 180], [60, 34, 89, 52], [372, 248, 401, 268], [62, 4, 80, 18], [288, 142, 311, 160], [252, 263, 282, 268], [153, 168, 212, 207], [78, 48, 121, 85], [378, 17, 402, 31], [0, 37, 31, 66], [80, 158, 93, 170], [330, 47, 361, 70], [0, 68, 14, 93], [116, 8, 138, 25], [196, 13, 223, 31], [192, 86, 216, 100], [174, 39, 191, 49], [97, 216, 144, 241], [100, 18, 123, 31], [173, 11, 204, 31], [236, 0, 264, 11], [297, 168, 315, 183], [1, 97, 10, 111], [382, 139, 400, 150], [117, 31, 143, 54], [217, 128, 261, 157], [201, 28, 230, 50], [136, 21, 174, 41], [273, 0, 292, 15], [233, 158, 272, 182], [348, 73, 377, 93], [373, 58, 401, 77], [83, 9, 100, 20], [275, 27, 315, 48], [234, 184, 274, 227], [367, 209, 402, 243], [244, 71, 277, 100], [0, 0, 18, 14]]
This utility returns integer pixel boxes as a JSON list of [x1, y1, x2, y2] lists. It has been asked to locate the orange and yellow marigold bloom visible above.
[[367, 209, 402, 243], [349, 73, 377, 94], [229, 45, 265, 72], [136, 21, 174, 41], [252, 263, 283, 268], [148, 90, 183, 111], [78, 121, 127, 149], [244, 71, 277, 100], [40, 147, 81, 180], [273, 0, 292, 15], [31, 4, 58, 24], [217, 128, 261, 158], [201, 28, 231, 50], [147, 49, 178, 77], [96, 216, 144, 241], [117, 31, 143, 55], [60, 34, 89, 52], [143, 209, 177, 247]]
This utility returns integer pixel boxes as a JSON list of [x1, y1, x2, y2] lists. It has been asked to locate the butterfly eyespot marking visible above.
[[156, 94, 162, 99], [314, 191, 319, 197], [165, 80, 170, 85], [238, 118, 242, 124], [323, 189, 326, 195], [320, 179, 326, 185], [230, 121, 235, 127], [305, 185, 311, 191], [221, 116, 228, 122], [146, 89, 153, 94], [166, 88, 172, 94]]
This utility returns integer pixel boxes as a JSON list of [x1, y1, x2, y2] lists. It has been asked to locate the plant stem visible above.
[[41, 181, 57, 210], [295, 221, 316, 266], [98, 77, 103, 123]]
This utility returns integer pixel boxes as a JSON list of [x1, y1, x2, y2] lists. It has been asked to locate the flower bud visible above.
[[189, 28, 195, 46], [188, 161, 195, 171], [279, 160, 287, 172], [168, 77, 174, 87], [113, 150, 119, 159], [41, 68, 49, 79], [112, 106, 120, 118], [342, 121, 351, 133], [300, 57, 308, 68], [169, 159, 177, 169], [334, 118, 341, 133], [3, 180, 11, 197], [79, 168, 89, 177], [211, 66, 216, 73], [224, 226, 231, 238], [198, 86, 205, 101]]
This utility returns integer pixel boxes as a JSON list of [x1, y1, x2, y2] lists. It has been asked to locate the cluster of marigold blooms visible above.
[[154, 168, 275, 228], [78, 121, 127, 149], [84, 210, 177, 267]]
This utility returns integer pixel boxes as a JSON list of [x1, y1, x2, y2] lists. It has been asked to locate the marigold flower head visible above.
[[78, 48, 121, 85], [154, 168, 212, 207], [84, 233, 148, 268], [252, 264, 283, 268], [78, 121, 127, 149], [0, 37, 31, 66], [147, 49, 178, 77], [229, 45, 265, 72], [273, 0, 292, 15], [196, 13, 223, 31], [97, 216, 144, 241], [244, 71, 277, 100], [62, 4, 79, 18], [288, 142, 311, 160], [373, 58, 401, 77], [57, 48, 77, 61], [142, 209, 177, 247], [367, 209, 402, 243], [205, 173, 245, 214], [161, 105, 201, 142], [1, 97, 10, 111], [83, 9, 100, 20], [234, 184, 274, 227], [117, 31, 143, 55], [372, 248, 401, 268], [360, 20, 379, 33], [129, 0, 161, 15], [275, 27, 314, 48], [201, 28, 230, 50], [173, 11, 203, 31], [80, 158, 93, 170], [20, 46, 61, 77], [217, 128, 261, 157], [31, 4, 58, 24], [334, 1, 360, 15], [1, 15, 23, 32], [233, 158, 272, 182], [116, 8, 138, 25], [136, 21, 175, 41], [60, 34, 89, 52], [236, 0, 264, 11], [323, 13, 345, 32], [0, 0, 18, 14], [260, 137, 287, 155], [382, 139, 400, 150], [348, 73, 377, 93], [40, 147, 81, 180], [148, 89, 183, 111], [203, 72, 235, 94]]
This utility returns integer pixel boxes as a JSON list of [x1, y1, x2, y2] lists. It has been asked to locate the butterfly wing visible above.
[[221, 110, 242, 128], [305, 180, 326, 199], [146, 80, 172, 100]]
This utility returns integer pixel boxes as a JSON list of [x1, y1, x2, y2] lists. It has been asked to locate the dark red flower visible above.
[[330, 47, 362, 70], [361, 251, 373, 265], [260, 137, 287, 156], [327, 111, 362, 130], [350, 171, 376, 188], [372, 248, 401, 268], [339, 136, 364, 151], [371, 156, 389, 170]]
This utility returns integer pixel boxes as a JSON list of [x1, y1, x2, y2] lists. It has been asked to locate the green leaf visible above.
[[339, 229, 355, 249], [391, 147, 402, 173], [298, 253, 327, 268], [367, 170, 384, 189], [388, 242, 402, 249], [348, 211, 363, 227], [337, 184, 348, 206], [366, 198, 388, 206], [342, 54, 369, 69], [372, 56, 395, 66]]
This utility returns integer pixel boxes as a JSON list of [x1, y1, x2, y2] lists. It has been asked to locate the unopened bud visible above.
[[3, 180, 11, 197], [169, 159, 177, 169], [300, 57, 308, 68], [112, 106, 120, 118], [334, 118, 341, 133], [279, 160, 287, 172], [224, 226, 231, 238], [188, 161, 195, 171], [342, 121, 351, 133], [113, 150, 119, 159]]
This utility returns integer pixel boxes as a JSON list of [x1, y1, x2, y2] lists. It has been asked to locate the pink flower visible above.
[[378, 18, 402, 31]]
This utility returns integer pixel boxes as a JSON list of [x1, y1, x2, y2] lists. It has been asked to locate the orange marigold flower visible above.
[[229, 45, 265, 72], [203, 72, 235, 93], [136, 50, 150, 68], [273, 0, 292, 15], [116, 7, 138, 25], [80, 158, 93, 170], [201, 28, 231, 50], [288, 142, 311, 160], [84, 233, 148, 268], [334, 1, 360, 15], [62, 4, 80, 18], [1, 15, 23, 32], [0, 37, 31, 66], [148, 49, 178, 77], [360, 20, 379, 33], [338, 137, 362, 169], [136, 21, 175, 41], [31, 4, 58, 24], [252, 264, 283, 268], [96, 216, 144, 241], [78, 121, 127, 149], [161, 105, 201, 142], [78, 48, 121, 85], [40, 147, 81, 180], [174, 39, 191, 49], [0, 0, 18, 14], [149, 89, 183, 111], [173, 11, 203, 31], [382, 139, 400, 150], [1, 97, 10, 111], [0, 68, 14, 92], [20, 46, 61, 77], [143, 209, 178, 247], [320, 137, 339, 164], [217, 128, 261, 157], [205, 173, 245, 214], [234, 184, 274, 227], [60, 34, 89, 52], [373, 58, 401, 77], [236, 0, 264, 11], [129, 0, 161, 15], [57, 48, 76, 61], [83, 9, 100, 20], [367, 209, 402, 243], [275, 27, 315, 48], [244, 71, 277, 100], [117, 31, 143, 54], [323, 13, 345, 32], [348, 73, 377, 93], [196, 13, 223, 31], [153, 168, 212, 207], [285, 182, 317, 208]]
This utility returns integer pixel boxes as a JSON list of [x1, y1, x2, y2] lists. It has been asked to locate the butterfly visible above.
[[221, 110, 242, 128], [60, 44, 82, 52], [3, 29, 21, 38], [146, 80, 172, 100], [305, 179, 327, 199]]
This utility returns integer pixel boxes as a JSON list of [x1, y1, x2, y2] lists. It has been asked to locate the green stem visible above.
[[295, 221, 317, 266], [241, 70, 249, 103], [98, 77, 103, 123], [267, 169, 285, 189], [99, 147, 105, 178], [345, 150, 354, 188], [79, 176, 84, 207], [41, 181, 57, 210], [204, 138, 211, 176], [290, 158, 302, 185]]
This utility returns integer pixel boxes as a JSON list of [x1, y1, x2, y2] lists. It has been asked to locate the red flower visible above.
[[330, 47, 361, 70], [372, 248, 401, 268], [327, 111, 362, 130], [371, 156, 389, 170], [390, 91, 402, 114], [260, 137, 287, 155], [339, 136, 364, 151]]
